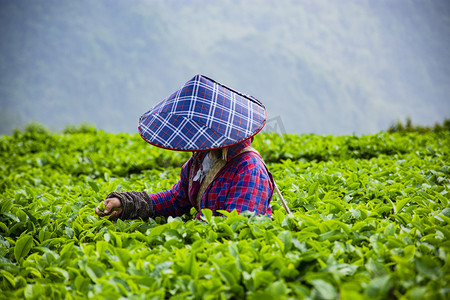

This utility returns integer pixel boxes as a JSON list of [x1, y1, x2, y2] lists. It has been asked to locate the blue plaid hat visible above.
[[138, 75, 267, 151]]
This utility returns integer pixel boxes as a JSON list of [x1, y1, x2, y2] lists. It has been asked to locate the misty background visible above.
[[1, 0, 449, 136]]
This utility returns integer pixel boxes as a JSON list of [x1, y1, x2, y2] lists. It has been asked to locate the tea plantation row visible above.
[[0, 127, 449, 299]]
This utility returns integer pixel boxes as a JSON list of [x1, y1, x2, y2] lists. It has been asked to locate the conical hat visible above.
[[138, 74, 266, 151]]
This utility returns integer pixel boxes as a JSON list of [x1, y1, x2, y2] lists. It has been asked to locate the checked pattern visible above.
[[138, 75, 267, 151]]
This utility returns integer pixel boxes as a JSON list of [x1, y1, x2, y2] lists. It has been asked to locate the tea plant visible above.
[[0, 125, 449, 299]]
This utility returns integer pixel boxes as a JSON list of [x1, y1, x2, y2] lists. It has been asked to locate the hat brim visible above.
[[138, 111, 266, 151]]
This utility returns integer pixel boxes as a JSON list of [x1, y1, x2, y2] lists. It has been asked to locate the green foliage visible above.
[[388, 118, 450, 134], [0, 129, 449, 299], [21, 121, 50, 135], [63, 123, 98, 135]]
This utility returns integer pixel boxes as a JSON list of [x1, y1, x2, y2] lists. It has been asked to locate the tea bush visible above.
[[0, 127, 449, 299]]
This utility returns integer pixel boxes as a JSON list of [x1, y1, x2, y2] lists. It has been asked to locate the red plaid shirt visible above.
[[149, 139, 273, 218]]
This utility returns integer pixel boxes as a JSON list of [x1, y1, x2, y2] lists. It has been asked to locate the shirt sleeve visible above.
[[149, 158, 193, 217], [221, 157, 273, 217]]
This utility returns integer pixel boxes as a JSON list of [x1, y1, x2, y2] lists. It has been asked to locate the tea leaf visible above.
[[14, 235, 33, 262]]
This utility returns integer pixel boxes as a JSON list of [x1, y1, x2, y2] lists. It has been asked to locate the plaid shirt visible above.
[[149, 139, 273, 218]]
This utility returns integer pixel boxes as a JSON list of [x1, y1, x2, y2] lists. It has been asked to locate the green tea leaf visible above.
[[395, 197, 410, 213], [84, 262, 105, 281], [2, 212, 21, 223], [253, 270, 275, 290], [88, 181, 100, 193], [184, 252, 198, 278], [365, 275, 392, 298], [311, 279, 338, 300], [0, 270, 16, 288], [308, 182, 319, 196], [201, 209, 213, 224], [98, 201, 106, 211], [14, 235, 33, 262], [277, 231, 292, 253], [115, 248, 132, 268]]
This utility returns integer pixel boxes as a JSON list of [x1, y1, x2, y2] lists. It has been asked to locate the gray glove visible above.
[[106, 191, 155, 220]]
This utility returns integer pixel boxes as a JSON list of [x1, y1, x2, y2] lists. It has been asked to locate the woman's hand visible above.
[[95, 197, 123, 220]]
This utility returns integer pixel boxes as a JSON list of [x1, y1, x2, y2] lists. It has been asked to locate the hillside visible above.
[[0, 0, 449, 135]]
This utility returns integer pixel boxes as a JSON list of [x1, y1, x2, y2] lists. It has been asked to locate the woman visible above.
[[95, 75, 275, 220]]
